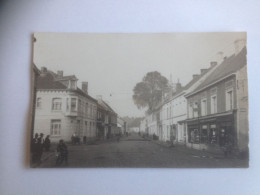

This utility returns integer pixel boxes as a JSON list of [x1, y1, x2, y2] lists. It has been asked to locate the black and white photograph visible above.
[[30, 32, 249, 168]]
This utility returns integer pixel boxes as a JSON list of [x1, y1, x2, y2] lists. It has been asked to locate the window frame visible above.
[[50, 119, 61, 136], [52, 98, 62, 111]]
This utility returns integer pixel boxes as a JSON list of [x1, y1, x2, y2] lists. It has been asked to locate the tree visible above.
[[133, 71, 169, 110]]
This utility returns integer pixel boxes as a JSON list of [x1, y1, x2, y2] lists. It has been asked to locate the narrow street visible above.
[[37, 133, 248, 168]]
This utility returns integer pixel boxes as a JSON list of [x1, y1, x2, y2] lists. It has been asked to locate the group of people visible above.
[[31, 133, 51, 165]]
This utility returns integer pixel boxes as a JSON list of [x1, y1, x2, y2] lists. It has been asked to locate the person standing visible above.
[[55, 139, 68, 166], [36, 133, 44, 164], [31, 133, 39, 164], [44, 135, 51, 151]]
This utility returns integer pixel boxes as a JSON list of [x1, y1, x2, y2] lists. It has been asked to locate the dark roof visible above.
[[36, 69, 97, 102], [162, 63, 216, 105], [98, 99, 117, 115], [75, 88, 97, 103], [55, 75, 77, 81], [37, 71, 67, 89], [189, 47, 247, 95]]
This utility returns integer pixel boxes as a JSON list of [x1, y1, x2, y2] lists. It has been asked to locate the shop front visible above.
[[186, 113, 235, 151]]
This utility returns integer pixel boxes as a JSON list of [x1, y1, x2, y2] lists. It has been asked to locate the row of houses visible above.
[[32, 66, 127, 143], [140, 39, 249, 156]]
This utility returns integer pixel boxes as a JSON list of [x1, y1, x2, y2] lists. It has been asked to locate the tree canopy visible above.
[[132, 71, 169, 111]]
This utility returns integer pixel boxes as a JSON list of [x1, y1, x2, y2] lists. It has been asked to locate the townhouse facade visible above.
[[143, 39, 248, 156], [185, 42, 248, 154], [96, 96, 118, 139], [34, 67, 99, 142]]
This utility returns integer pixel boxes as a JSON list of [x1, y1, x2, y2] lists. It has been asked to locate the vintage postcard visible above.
[[30, 32, 249, 168]]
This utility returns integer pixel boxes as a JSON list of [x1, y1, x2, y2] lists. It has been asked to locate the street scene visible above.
[[30, 32, 249, 168], [37, 133, 247, 168]]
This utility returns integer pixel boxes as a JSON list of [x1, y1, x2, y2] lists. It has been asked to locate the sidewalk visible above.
[[146, 137, 230, 159]]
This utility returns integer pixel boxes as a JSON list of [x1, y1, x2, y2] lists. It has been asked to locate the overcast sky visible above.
[[33, 32, 246, 117]]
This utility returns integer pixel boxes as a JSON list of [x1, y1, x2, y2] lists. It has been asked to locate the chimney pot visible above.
[[82, 82, 88, 94], [57, 70, 63, 78], [210, 61, 218, 68]]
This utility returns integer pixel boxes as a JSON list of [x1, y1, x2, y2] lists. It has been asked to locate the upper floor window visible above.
[[226, 89, 233, 111], [78, 99, 82, 113], [211, 95, 217, 114], [201, 99, 207, 116], [188, 102, 193, 118], [71, 98, 77, 112], [52, 98, 62, 111], [193, 102, 198, 118], [36, 97, 42, 108], [51, 119, 61, 136]]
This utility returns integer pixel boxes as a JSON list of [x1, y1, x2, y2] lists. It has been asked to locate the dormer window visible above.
[[69, 80, 77, 89]]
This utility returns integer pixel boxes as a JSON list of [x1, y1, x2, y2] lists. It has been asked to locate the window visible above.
[[51, 120, 61, 136], [70, 80, 76, 89], [201, 99, 207, 116], [90, 104, 93, 117], [36, 97, 42, 108], [52, 98, 62, 110], [71, 98, 77, 111], [66, 98, 69, 111], [193, 102, 199, 117], [188, 102, 193, 118], [78, 99, 82, 113], [211, 95, 217, 114], [85, 103, 88, 115], [226, 89, 233, 111]]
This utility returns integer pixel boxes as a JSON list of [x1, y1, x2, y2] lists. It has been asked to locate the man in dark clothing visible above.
[[31, 133, 39, 164], [36, 133, 44, 164], [44, 135, 51, 151], [55, 139, 68, 166]]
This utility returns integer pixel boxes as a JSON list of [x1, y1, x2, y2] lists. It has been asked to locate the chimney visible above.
[[200, 68, 207, 74], [57, 70, 63, 78], [210, 61, 218, 68], [216, 51, 224, 65], [176, 82, 182, 92], [41, 67, 47, 73], [234, 39, 246, 55], [193, 74, 199, 79], [82, 82, 88, 94]]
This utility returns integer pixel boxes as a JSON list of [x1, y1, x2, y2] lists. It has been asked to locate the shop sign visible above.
[[210, 124, 216, 128]]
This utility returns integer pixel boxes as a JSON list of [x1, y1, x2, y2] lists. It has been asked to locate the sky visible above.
[[33, 32, 246, 117]]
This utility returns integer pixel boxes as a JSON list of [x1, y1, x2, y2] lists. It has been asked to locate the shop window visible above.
[[190, 129, 200, 143], [209, 127, 217, 144], [201, 125, 208, 143], [211, 95, 217, 114], [51, 119, 61, 136], [52, 98, 62, 111]]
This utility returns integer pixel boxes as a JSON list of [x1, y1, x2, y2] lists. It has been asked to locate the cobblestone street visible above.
[[37, 133, 248, 168]]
